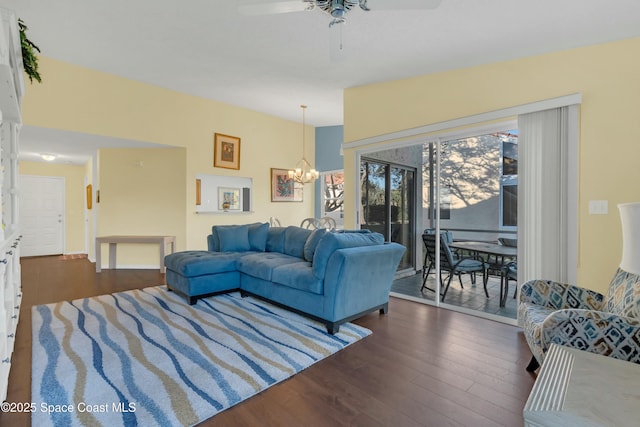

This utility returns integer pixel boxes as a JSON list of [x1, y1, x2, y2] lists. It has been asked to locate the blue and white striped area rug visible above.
[[31, 286, 371, 426]]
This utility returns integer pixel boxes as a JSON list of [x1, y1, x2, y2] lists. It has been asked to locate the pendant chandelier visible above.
[[288, 104, 319, 184]]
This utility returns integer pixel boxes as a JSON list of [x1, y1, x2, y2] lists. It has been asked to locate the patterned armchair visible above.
[[518, 268, 640, 371]]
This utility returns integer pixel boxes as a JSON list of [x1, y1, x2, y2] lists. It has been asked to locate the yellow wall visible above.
[[97, 147, 186, 267], [344, 37, 640, 293], [19, 161, 87, 254], [21, 57, 315, 264]]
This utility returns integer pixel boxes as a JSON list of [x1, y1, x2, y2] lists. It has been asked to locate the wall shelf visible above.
[[195, 174, 253, 214], [195, 211, 255, 215]]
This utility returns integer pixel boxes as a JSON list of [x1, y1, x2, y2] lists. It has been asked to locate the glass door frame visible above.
[[354, 121, 522, 321], [360, 157, 416, 272], [349, 95, 580, 325]]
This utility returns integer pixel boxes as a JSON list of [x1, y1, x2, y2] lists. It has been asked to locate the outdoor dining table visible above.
[[448, 241, 517, 307]]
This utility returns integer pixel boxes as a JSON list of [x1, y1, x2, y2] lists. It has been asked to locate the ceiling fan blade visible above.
[[239, 1, 310, 16], [363, 0, 442, 10]]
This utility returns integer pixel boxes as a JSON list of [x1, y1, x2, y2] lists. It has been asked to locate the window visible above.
[[320, 170, 344, 229], [426, 186, 451, 220], [500, 132, 518, 228]]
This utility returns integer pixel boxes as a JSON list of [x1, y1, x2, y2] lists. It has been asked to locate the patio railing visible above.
[[430, 227, 516, 243]]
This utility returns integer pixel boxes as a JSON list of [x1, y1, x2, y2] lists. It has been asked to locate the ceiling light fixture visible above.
[[288, 105, 319, 184], [240, 0, 443, 27], [40, 154, 56, 161]]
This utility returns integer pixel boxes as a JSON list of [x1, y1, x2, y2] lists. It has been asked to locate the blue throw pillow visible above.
[[248, 222, 269, 251], [207, 233, 217, 251], [303, 228, 327, 262], [283, 226, 312, 258], [216, 224, 251, 252]]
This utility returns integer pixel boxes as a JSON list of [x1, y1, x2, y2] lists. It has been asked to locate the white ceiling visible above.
[[18, 126, 168, 165], [5, 0, 640, 164]]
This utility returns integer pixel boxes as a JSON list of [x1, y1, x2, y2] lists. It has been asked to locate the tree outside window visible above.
[[321, 171, 344, 228]]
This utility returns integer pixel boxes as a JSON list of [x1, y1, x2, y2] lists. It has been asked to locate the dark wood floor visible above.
[[3, 256, 536, 426]]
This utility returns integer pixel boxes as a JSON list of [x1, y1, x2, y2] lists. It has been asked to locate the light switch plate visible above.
[[589, 200, 608, 215]]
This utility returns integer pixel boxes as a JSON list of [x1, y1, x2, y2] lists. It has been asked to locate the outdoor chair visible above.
[[498, 237, 518, 247], [476, 237, 516, 281], [421, 233, 488, 302], [500, 261, 518, 306], [498, 237, 518, 303], [422, 229, 453, 279]]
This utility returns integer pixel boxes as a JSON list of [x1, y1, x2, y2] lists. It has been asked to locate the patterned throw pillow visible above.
[[605, 268, 640, 319]]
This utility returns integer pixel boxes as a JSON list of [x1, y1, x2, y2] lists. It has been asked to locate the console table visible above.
[[95, 235, 176, 273], [523, 344, 640, 426]]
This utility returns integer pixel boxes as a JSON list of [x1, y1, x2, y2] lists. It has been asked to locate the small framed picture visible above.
[[218, 187, 241, 211], [86, 184, 92, 209], [214, 133, 241, 170], [271, 168, 303, 202]]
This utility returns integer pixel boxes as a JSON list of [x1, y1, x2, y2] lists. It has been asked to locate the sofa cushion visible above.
[[237, 252, 302, 281], [312, 231, 385, 279], [303, 228, 326, 262], [283, 226, 312, 258], [165, 250, 240, 277], [216, 224, 251, 252], [266, 227, 286, 253], [272, 262, 323, 295], [248, 222, 269, 252]]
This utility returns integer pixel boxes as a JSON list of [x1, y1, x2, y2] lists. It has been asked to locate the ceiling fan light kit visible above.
[[241, 0, 442, 26], [313, 0, 362, 26]]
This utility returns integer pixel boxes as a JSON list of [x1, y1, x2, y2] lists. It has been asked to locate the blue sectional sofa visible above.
[[164, 223, 405, 333]]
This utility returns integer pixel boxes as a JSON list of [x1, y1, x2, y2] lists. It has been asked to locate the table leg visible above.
[[160, 241, 166, 273], [96, 241, 102, 273], [500, 273, 508, 307], [109, 243, 117, 270], [164, 238, 175, 273]]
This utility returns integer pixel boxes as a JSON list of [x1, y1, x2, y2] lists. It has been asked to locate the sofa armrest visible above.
[[519, 279, 605, 311], [541, 309, 640, 363], [321, 243, 405, 320]]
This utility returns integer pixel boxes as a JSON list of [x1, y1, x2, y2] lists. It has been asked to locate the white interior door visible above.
[[20, 175, 65, 257]]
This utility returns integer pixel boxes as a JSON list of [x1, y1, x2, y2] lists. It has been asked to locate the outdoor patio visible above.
[[391, 272, 518, 320]]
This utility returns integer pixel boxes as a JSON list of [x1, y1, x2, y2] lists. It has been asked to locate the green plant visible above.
[[18, 18, 41, 83]]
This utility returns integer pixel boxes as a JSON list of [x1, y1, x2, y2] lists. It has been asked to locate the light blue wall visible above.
[[315, 125, 344, 217], [316, 125, 344, 172]]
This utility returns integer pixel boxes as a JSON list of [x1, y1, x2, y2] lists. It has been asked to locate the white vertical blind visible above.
[[518, 107, 572, 283]]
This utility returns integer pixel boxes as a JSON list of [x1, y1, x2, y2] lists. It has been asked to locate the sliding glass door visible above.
[[360, 159, 415, 271], [354, 101, 578, 325], [421, 129, 520, 319]]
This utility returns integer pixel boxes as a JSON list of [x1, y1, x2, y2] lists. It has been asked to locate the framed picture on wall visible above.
[[271, 168, 303, 202], [86, 184, 92, 209], [218, 187, 241, 210], [214, 133, 241, 170]]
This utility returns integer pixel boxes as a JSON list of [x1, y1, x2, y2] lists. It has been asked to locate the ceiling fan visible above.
[[240, 0, 443, 27]]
